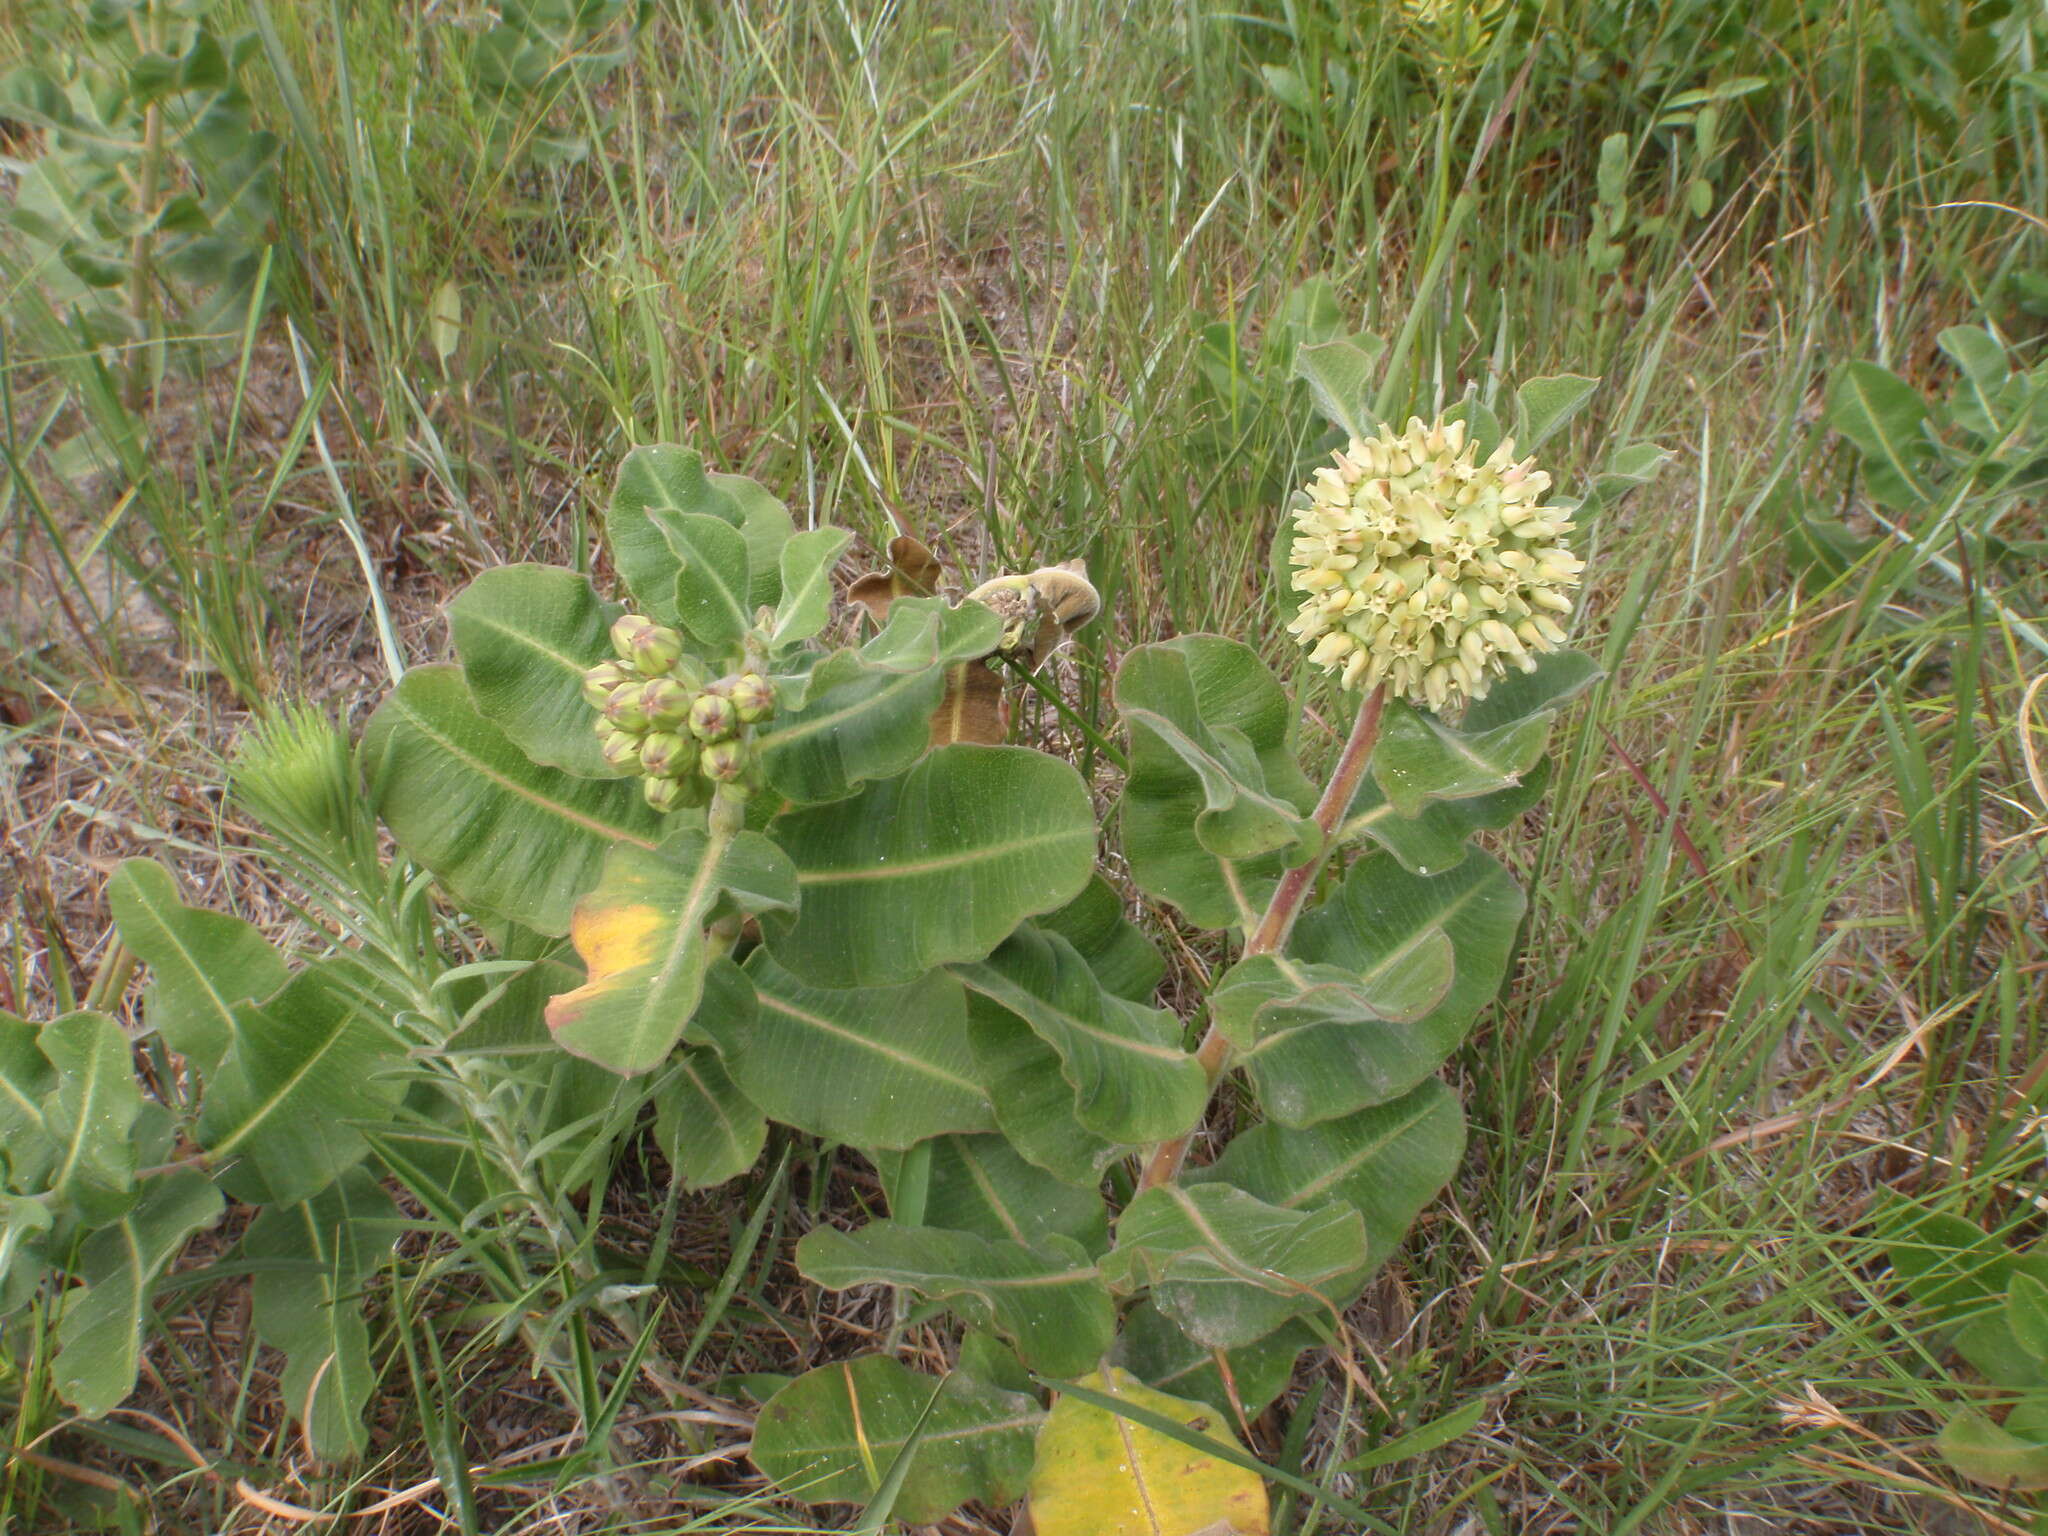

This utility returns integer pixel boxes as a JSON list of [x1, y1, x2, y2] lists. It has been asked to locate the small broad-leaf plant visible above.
[[352, 383, 1611, 1526]]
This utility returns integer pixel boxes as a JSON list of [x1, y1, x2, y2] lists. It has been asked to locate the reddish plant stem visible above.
[[1138, 685, 1388, 1190]]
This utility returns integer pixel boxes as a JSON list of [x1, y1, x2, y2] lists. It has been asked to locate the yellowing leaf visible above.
[[1028, 1369, 1270, 1536]]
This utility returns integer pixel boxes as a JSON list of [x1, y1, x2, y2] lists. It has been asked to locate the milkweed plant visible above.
[[6, 332, 1663, 1527]]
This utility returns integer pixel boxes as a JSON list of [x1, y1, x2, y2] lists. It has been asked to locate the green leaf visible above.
[[1881, 1200, 2048, 1389], [1370, 702, 1552, 818], [698, 953, 993, 1149], [669, 512, 753, 652], [755, 651, 946, 805], [1036, 877, 1166, 1003], [1827, 361, 1936, 506], [197, 962, 409, 1207], [769, 527, 854, 650], [752, 1356, 1040, 1524], [1293, 334, 1387, 441], [107, 859, 286, 1078], [1339, 758, 1551, 876], [0, 1194, 54, 1315], [0, 1013, 58, 1191], [1196, 1080, 1466, 1262], [1337, 1396, 1488, 1472], [245, 1169, 401, 1461], [1442, 397, 1504, 461], [448, 565, 620, 779], [1512, 375, 1600, 453], [1027, 1369, 1271, 1536], [1279, 851, 1524, 1126], [53, 1169, 222, 1417], [1360, 650, 1595, 824], [1940, 325, 2010, 440], [1939, 1408, 2048, 1491], [1209, 947, 1458, 1127], [763, 746, 1097, 987], [37, 1011, 142, 1224], [2012, 1274, 2048, 1363], [874, 1135, 1108, 1256], [859, 596, 1005, 672], [605, 445, 793, 623], [964, 992, 1126, 1188], [1104, 1183, 1369, 1350], [1117, 636, 1316, 930], [798, 1222, 1115, 1377], [653, 1039, 766, 1189], [1580, 441, 1671, 515], [1117, 1302, 1314, 1425], [362, 665, 662, 936], [955, 926, 1207, 1145], [544, 829, 796, 1076]]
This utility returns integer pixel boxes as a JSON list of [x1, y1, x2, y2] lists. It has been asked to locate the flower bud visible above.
[[643, 775, 691, 814], [610, 614, 683, 675], [688, 692, 739, 742], [729, 672, 775, 723], [638, 731, 690, 778], [581, 660, 632, 709], [699, 740, 747, 783], [641, 677, 694, 731], [600, 730, 644, 772], [603, 684, 651, 732]]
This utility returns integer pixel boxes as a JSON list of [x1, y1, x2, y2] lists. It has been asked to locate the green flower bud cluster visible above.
[[1286, 416, 1585, 714], [584, 614, 776, 812]]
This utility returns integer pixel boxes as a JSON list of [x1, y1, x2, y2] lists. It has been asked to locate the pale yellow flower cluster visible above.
[[1286, 417, 1584, 713]]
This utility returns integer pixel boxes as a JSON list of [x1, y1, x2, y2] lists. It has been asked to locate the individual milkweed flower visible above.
[[689, 692, 739, 743], [1285, 415, 1584, 714]]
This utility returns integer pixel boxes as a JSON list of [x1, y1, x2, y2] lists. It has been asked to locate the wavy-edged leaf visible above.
[[859, 596, 1005, 672], [606, 445, 792, 621], [964, 992, 1126, 1188], [245, 1168, 401, 1461], [875, 1134, 1109, 1256], [1339, 757, 1549, 875], [798, 1221, 1114, 1377], [37, 1011, 141, 1224], [668, 511, 753, 652], [1104, 1183, 1369, 1350], [544, 829, 795, 1076], [1197, 1080, 1466, 1262], [698, 953, 992, 1149], [1038, 877, 1167, 1003], [1028, 1368, 1271, 1536], [755, 650, 945, 805], [1117, 636, 1315, 930], [53, 1169, 222, 1417], [107, 858, 286, 1077], [362, 665, 661, 936], [764, 745, 1097, 987], [1117, 1301, 1315, 1425], [197, 962, 408, 1207], [752, 1355, 1040, 1523], [448, 564, 619, 779], [1369, 650, 1597, 818], [956, 926, 1205, 1145], [768, 527, 854, 651], [654, 1033, 766, 1189], [1274, 850, 1524, 1126], [1209, 942, 1456, 1127]]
